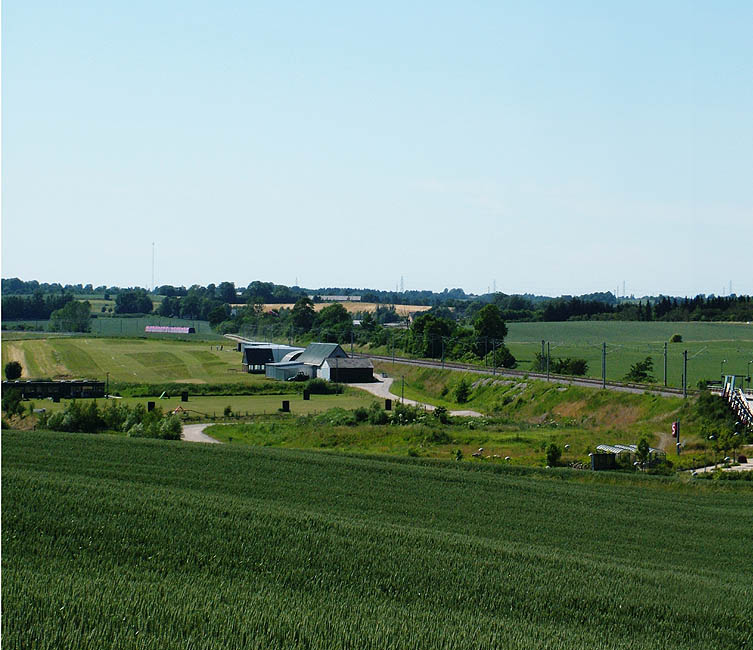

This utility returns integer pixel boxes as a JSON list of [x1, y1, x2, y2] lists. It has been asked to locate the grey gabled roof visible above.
[[596, 444, 665, 455], [322, 357, 373, 369], [298, 343, 347, 366]]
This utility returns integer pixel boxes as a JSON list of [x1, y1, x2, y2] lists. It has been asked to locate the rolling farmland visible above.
[[4, 431, 752, 649], [1, 336, 248, 383]]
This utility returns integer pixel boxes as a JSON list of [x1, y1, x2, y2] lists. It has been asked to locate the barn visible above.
[[265, 342, 349, 381], [319, 357, 374, 383]]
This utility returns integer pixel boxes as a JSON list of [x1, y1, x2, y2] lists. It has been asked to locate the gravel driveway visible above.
[[181, 423, 222, 444], [350, 377, 483, 417]]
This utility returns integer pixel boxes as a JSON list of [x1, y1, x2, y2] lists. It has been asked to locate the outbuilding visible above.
[[319, 357, 374, 383]]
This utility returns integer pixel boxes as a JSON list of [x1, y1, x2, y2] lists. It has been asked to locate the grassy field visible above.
[[2, 335, 249, 383], [505, 321, 753, 388], [32, 391, 377, 421], [2, 316, 220, 338], [3, 431, 752, 649]]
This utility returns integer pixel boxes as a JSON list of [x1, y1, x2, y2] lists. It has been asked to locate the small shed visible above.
[[320, 358, 374, 383]]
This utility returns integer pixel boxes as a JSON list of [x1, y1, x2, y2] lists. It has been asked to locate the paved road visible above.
[[366, 354, 687, 399], [350, 377, 483, 417], [181, 423, 222, 444]]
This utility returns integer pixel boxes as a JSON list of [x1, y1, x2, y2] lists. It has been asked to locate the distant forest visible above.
[[2, 277, 752, 323]]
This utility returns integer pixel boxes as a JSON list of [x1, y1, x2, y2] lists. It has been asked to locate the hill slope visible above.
[[3, 431, 751, 649]]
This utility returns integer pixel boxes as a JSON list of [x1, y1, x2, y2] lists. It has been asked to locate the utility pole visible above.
[[492, 339, 496, 376], [602, 342, 606, 389], [541, 340, 545, 367], [683, 349, 688, 398], [663, 342, 668, 387], [391, 333, 395, 366], [441, 338, 445, 369], [350, 330, 354, 357], [546, 342, 550, 382]]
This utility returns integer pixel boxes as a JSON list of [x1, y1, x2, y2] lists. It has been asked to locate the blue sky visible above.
[[3, 1, 751, 296]]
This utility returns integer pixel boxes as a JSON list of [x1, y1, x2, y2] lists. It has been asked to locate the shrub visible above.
[[306, 378, 344, 395], [367, 402, 388, 425], [353, 407, 369, 423], [624, 357, 655, 383], [224, 405, 233, 417], [2, 389, 24, 417], [432, 405, 449, 424], [670, 334, 682, 343], [390, 403, 425, 426]]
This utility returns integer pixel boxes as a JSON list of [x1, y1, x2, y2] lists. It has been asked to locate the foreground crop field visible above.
[[1, 336, 251, 384], [4, 431, 752, 649]]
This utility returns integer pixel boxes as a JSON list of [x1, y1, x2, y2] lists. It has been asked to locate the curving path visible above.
[[181, 423, 222, 444], [350, 377, 483, 417]]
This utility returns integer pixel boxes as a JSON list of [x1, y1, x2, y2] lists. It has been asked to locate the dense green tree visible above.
[[473, 304, 508, 341], [49, 301, 91, 332], [217, 282, 237, 304], [291, 296, 316, 332], [5, 361, 22, 380], [115, 290, 153, 314]]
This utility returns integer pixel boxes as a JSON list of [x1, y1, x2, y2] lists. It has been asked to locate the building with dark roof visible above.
[[265, 342, 372, 382], [320, 357, 374, 383]]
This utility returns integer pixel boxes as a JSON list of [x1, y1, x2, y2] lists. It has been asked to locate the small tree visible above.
[[636, 437, 651, 468], [546, 443, 562, 467], [454, 378, 471, 404], [670, 334, 682, 343], [5, 361, 22, 380], [624, 357, 655, 383]]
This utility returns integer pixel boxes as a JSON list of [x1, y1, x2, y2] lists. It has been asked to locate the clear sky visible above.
[[3, 1, 751, 297]]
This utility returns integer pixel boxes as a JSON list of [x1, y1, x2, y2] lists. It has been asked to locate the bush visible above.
[[432, 405, 450, 424], [670, 334, 682, 343], [367, 402, 388, 425], [5, 361, 22, 380], [546, 443, 562, 467], [224, 405, 233, 417], [353, 407, 369, 423], [2, 389, 24, 417], [390, 403, 426, 426], [624, 357, 655, 383], [306, 378, 344, 395]]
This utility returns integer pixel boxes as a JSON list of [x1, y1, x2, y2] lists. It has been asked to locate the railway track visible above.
[[363, 353, 689, 398]]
